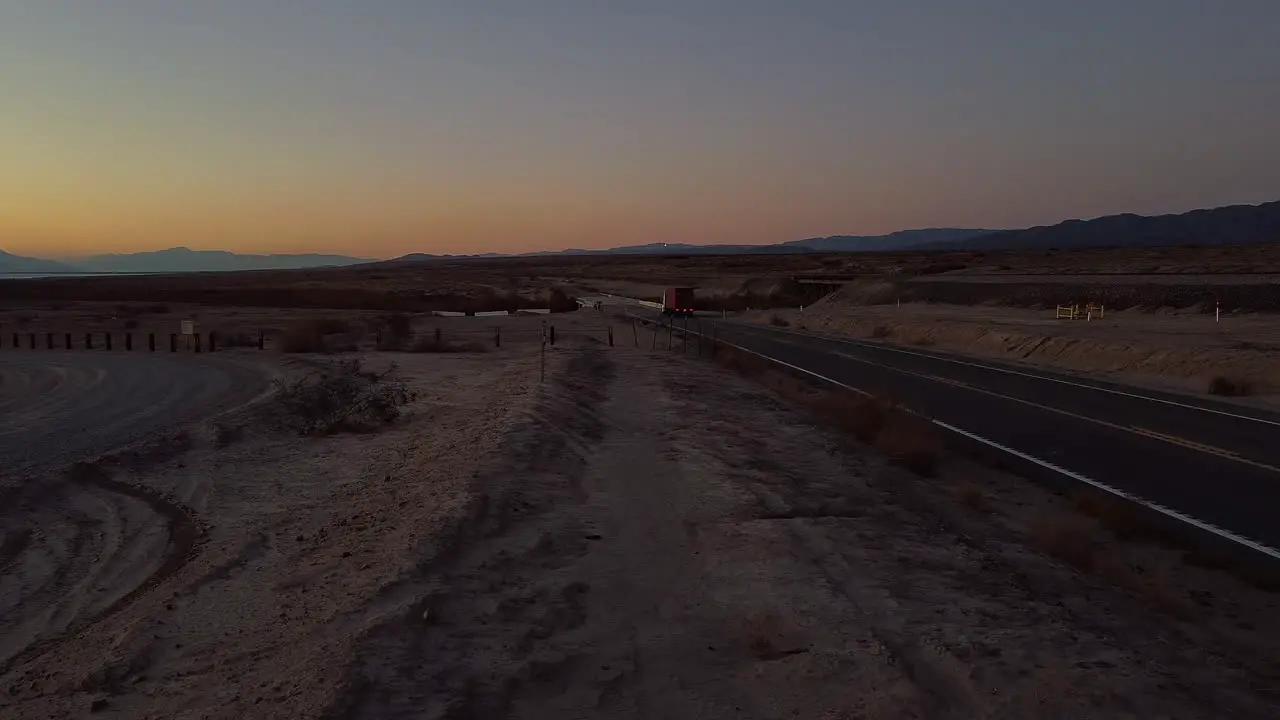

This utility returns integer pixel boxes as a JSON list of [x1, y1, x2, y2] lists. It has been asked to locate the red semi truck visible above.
[[661, 287, 696, 315]]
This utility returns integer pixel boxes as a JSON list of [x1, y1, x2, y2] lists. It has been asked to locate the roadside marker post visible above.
[[209, 332, 217, 353], [12, 333, 18, 349], [170, 334, 178, 353], [194, 333, 201, 354], [258, 330, 265, 350], [125, 333, 133, 351], [64, 333, 71, 350], [85, 333, 93, 350], [608, 326, 614, 347], [149, 333, 156, 352], [105, 333, 112, 351], [27, 333, 35, 350], [494, 327, 501, 348], [1216, 296, 1221, 323], [45, 333, 53, 350]]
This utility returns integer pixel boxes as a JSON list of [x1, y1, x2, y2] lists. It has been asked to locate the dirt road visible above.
[[0, 353, 270, 479], [0, 352, 270, 677], [328, 342, 1279, 719]]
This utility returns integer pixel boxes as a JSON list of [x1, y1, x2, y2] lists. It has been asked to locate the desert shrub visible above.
[[280, 318, 353, 353], [810, 392, 893, 443], [870, 324, 893, 339], [382, 313, 413, 337], [547, 288, 579, 313], [873, 412, 943, 476], [918, 262, 967, 275], [272, 359, 417, 435], [219, 332, 260, 348], [769, 314, 790, 327], [375, 314, 414, 351], [408, 336, 488, 354], [1032, 516, 1099, 571], [1207, 375, 1251, 396]]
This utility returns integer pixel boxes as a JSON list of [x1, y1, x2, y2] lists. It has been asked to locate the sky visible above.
[[2, 1, 1279, 259]]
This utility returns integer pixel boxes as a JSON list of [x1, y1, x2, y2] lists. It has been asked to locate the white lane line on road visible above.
[[934, 420, 1280, 563], [829, 349, 1280, 475], [725, 321, 1280, 429], [672, 319, 1280, 562]]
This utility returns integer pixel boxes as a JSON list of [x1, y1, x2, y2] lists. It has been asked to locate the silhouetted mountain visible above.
[[783, 228, 994, 253], [0, 250, 77, 274], [69, 247, 371, 273], [384, 230, 989, 264], [944, 201, 1280, 251]]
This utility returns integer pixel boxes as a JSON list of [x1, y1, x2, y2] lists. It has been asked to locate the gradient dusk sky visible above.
[[2, 2, 1278, 259]]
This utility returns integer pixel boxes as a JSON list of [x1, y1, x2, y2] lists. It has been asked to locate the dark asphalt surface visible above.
[[640, 310, 1280, 551], [0, 353, 270, 479]]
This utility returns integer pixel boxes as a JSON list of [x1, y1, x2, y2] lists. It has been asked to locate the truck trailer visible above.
[[661, 287, 696, 315]]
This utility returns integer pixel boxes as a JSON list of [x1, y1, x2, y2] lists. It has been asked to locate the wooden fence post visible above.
[[125, 333, 133, 351], [105, 333, 112, 351], [46, 333, 53, 350], [608, 326, 614, 347], [550, 326, 556, 346], [12, 332, 19, 349], [85, 333, 93, 350], [258, 329, 265, 350], [64, 333, 71, 350], [28, 333, 35, 350], [194, 333, 202, 354], [149, 333, 156, 352], [170, 334, 177, 352], [494, 326, 501, 348], [209, 332, 217, 352]]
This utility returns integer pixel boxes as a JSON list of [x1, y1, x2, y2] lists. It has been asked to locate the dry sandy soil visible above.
[[1, 311, 1277, 718], [754, 297, 1280, 408]]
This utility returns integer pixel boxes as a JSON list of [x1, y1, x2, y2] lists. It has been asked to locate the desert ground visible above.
[[0, 250, 1279, 718]]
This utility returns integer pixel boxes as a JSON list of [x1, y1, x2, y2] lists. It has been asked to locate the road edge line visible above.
[[656, 314, 1280, 580], [721, 318, 1280, 428]]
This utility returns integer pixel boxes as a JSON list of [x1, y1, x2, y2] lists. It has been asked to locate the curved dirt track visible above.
[[0, 352, 270, 479], [0, 352, 270, 671]]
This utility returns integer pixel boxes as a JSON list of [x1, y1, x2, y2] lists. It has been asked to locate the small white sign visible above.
[[181, 320, 195, 335]]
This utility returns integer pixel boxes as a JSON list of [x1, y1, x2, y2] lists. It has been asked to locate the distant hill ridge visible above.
[[2, 200, 1277, 273], [0, 247, 372, 274], [938, 200, 1280, 251]]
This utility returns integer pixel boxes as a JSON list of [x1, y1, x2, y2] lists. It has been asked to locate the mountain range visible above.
[[934, 200, 1280, 251], [2, 200, 1277, 274], [0, 247, 371, 275]]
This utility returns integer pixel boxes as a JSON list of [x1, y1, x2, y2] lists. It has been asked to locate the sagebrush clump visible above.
[[272, 359, 417, 435]]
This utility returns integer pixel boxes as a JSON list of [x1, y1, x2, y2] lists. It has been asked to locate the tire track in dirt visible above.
[[0, 460, 205, 676], [0, 354, 268, 679]]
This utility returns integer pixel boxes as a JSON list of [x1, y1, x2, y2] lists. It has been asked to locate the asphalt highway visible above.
[[0, 353, 270, 479], [630, 308, 1280, 553]]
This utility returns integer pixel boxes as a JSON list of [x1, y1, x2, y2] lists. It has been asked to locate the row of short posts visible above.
[[2, 331, 221, 352]]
